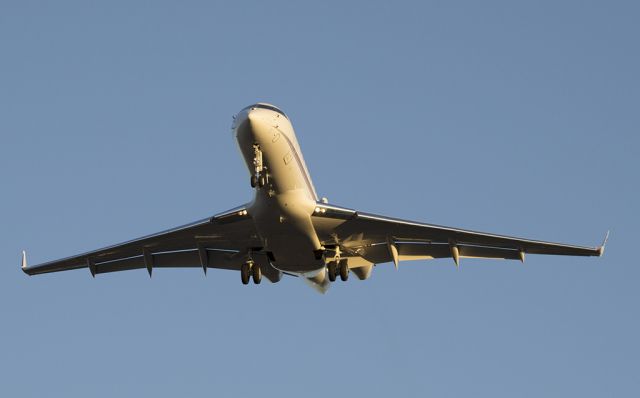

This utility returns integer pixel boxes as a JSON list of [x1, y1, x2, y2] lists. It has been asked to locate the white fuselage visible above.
[[232, 104, 325, 273]]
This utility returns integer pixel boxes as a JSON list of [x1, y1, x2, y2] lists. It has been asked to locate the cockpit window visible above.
[[242, 104, 288, 120]]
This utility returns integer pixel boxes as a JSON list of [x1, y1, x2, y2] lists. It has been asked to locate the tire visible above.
[[252, 264, 262, 284], [339, 259, 349, 281], [250, 175, 257, 188], [241, 263, 250, 285], [327, 261, 337, 282], [258, 175, 266, 187]]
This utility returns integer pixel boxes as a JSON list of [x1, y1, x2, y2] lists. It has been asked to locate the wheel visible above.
[[241, 263, 250, 285], [258, 175, 266, 187], [252, 264, 262, 284], [327, 261, 337, 282], [250, 175, 257, 188], [339, 259, 349, 281]]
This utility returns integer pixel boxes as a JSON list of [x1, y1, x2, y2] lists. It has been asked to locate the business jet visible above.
[[21, 103, 607, 292]]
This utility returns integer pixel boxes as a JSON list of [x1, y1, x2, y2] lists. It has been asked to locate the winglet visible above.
[[598, 231, 610, 257], [21, 250, 28, 274], [387, 238, 399, 270]]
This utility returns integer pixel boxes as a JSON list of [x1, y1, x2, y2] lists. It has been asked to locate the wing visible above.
[[21, 205, 282, 282], [312, 203, 607, 267]]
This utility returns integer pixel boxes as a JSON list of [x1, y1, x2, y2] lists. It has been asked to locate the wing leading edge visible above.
[[312, 202, 607, 266]]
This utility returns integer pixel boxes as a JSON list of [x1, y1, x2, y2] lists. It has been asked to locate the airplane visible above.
[[21, 103, 608, 292]]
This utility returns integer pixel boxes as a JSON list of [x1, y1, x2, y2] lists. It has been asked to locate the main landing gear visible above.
[[240, 260, 262, 285], [327, 255, 349, 282], [250, 143, 268, 188]]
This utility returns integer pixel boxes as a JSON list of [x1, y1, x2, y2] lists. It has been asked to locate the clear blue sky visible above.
[[1, 1, 638, 397]]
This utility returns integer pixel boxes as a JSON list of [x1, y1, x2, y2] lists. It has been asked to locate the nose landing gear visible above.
[[250, 143, 268, 188]]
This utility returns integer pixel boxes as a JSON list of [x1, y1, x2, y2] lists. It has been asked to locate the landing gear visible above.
[[327, 261, 337, 282], [326, 251, 349, 283], [241, 262, 251, 285], [250, 175, 267, 188], [250, 143, 268, 189], [240, 259, 262, 285], [339, 259, 349, 281], [252, 264, 262, 284]]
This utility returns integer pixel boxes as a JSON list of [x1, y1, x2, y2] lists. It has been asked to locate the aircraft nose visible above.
[[235, 109, 270, 142], [235, 110, 254, 135], [246, 109, 259, 126]]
